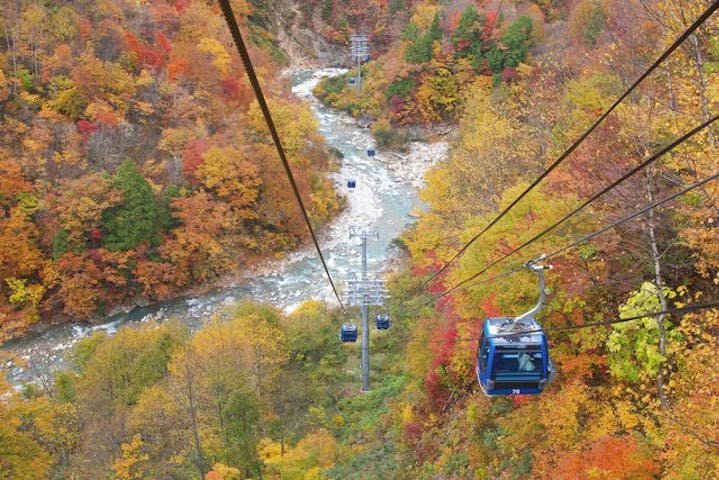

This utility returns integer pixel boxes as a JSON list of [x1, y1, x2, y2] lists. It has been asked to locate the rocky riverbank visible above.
[[2, 68, 450, 388]]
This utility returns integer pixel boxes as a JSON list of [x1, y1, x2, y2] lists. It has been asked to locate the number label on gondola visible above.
[[512, 389, 521, 395]]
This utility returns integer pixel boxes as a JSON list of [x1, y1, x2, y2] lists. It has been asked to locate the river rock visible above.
[[281, 25, 346, 67], [104, 296, 151, 318], [357, 116, 374, 128], [5, 68, 450, 388]]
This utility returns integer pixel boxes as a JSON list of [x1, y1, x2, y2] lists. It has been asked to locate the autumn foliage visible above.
[[2, 0, 719, 479], [0, 0, 341, 340], [313, 0, 719, 478]]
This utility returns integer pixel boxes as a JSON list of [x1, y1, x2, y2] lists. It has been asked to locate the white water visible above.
[[2, 69, 448, 385]]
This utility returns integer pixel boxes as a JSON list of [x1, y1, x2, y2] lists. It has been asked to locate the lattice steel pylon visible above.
[[346, 227, 388, 391], [349, 34, 369, 90]]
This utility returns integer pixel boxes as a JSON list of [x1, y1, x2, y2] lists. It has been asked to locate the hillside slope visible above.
[[0, 0, 341, 340], [0, 0, 718, 479], [321, 0, 719, 478]]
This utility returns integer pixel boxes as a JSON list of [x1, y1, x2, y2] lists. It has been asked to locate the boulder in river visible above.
[[357, 116, 374, 128]]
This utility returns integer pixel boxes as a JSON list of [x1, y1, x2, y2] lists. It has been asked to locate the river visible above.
[[1, 68, 448, 386]]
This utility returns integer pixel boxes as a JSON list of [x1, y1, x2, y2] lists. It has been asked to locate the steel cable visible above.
[[419, 0, 719, 291], [217, 0, 345, 309]]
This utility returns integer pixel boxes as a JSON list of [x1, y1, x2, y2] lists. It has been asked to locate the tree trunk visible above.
[[187, 372, 206, 479], [688, 33, 717, 149], [2, 0, 20, 95], [173, 352, 207, 480], [645, 168, 669, 408], [280, 424, 285, 457]]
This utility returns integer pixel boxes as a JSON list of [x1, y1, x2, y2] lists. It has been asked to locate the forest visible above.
[[0, 0, 342, 341], [1, 0, 718, 479]]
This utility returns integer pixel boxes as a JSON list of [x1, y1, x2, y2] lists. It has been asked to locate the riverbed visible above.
[[1, 68, 448, 386]]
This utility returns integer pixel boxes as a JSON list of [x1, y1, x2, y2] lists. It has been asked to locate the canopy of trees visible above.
[[343, 0, 718, 478], [2, 0, 719, 479], [0, 0, 341, 340]]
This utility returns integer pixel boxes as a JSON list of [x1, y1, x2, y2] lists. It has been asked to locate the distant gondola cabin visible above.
[[375, 313, 390, 330], [347, 179, 356, 188], [476, 317, 554, 396], [340, 323, 358, 343], [366, 147, 376, 157]]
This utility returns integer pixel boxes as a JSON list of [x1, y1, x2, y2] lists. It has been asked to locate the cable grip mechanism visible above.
[[499, 255, 553, 332]]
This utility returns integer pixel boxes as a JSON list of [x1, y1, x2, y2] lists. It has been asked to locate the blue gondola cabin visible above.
[[476, 317, 554, 396], [366, 147, 376, 157], [340, 323, 358, 343], [347, 179, 356, 188], [375, 313, 390, 330]]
